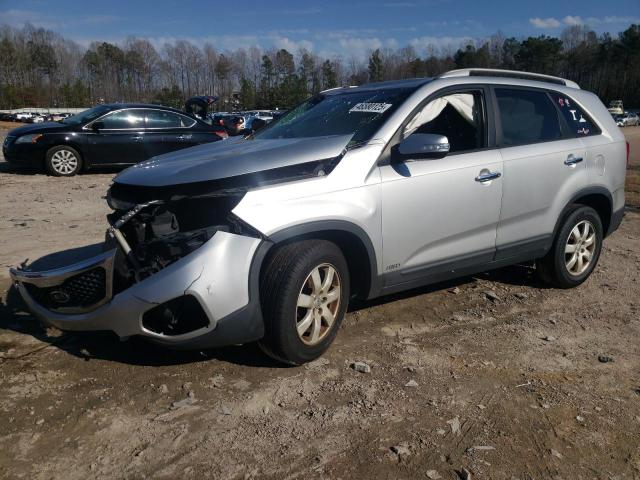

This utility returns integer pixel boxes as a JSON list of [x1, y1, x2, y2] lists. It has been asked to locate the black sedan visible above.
[[2, 104, 228, 176]]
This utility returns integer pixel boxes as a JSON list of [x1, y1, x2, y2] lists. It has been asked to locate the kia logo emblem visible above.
[[50, 290, 70, 304]]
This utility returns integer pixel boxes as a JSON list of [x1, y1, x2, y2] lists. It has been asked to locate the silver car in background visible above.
[[11, 69, 627, 365], [615, 112, 640, 127]]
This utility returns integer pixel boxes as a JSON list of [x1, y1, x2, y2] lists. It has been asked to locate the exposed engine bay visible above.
[[104, 155, 343, 293], [106, 192, 259, 293]]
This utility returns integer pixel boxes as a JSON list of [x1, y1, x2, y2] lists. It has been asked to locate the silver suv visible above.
[[11, 69, 627, 365]]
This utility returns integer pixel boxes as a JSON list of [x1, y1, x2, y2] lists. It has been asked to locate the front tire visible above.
[[259, 239, 350, 365], [537, 205, 603, 288], [45, 145, 82, 176]]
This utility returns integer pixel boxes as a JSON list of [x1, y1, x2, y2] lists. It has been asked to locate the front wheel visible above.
[[537, 205, 603, 288], [45, 145, 82, 176], [259, 239, 350, 365]]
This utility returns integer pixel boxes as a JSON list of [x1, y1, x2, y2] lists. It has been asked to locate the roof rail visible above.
[[439, 68, 580, 89]]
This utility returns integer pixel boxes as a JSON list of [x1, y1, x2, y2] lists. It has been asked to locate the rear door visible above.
[[493, 87, 588, 259], [143, 109, 211, 158], [87, 109, 146, 165]]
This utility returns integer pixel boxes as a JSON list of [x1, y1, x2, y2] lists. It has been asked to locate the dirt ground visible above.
[[0, 126, 639, 480]]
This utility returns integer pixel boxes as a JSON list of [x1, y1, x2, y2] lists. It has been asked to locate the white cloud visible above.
[[337, 37, 401, 58], [529, 17, 562, 29], [270, 36, 314, 52], [530, 14, 640, 29], [563, 15, 584, 26]]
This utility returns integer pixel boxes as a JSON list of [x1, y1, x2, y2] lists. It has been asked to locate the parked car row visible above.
[[0, 112, 74, 123], [208, 110, 286, 135], [613, 111, 640, 127], [3, 104, 228, 176], [2, 96, 286, 176]]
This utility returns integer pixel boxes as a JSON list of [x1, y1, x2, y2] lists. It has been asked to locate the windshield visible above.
[[255, 88, 415, 145], [62, 105, 113, 125]]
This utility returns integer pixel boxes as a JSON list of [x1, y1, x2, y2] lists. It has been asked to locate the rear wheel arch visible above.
[[262, 221, 380, 301], [551, 187, 612, 243]]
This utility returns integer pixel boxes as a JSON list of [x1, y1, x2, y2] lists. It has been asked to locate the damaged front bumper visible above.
[[10, 231, 266, 349]]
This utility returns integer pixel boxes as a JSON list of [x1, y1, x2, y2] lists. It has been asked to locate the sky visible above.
[[1, 0, 639, 58]]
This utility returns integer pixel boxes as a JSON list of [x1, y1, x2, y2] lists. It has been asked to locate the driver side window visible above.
[[403, 90, 486, 153]]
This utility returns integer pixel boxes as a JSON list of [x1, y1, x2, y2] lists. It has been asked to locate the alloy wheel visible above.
[[564, 220, 596, 276], [295, 263, 341, 345], [51, 149, 78, 175]]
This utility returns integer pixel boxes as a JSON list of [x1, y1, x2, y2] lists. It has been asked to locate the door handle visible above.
[[131, 135, 143, 141], [475, 171, 501, 183], [564, 154, 583, 166], [177, 134, 191, 141]]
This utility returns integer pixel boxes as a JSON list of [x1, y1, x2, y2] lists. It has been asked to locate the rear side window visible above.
[[100, 110, 144, 129], [496, 88, 562, 146], [144, 110, 193, 128], [550, 93, 599, 136]]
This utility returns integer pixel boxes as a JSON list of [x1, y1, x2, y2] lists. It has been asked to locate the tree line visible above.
[[0, 23, 639, 111]]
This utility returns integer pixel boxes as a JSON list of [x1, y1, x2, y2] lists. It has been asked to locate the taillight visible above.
[[627, 141, 630, 166]]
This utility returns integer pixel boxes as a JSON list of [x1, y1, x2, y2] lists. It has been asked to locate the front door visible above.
[[87, 109, 146, 165], [380, 87, 503, 288]]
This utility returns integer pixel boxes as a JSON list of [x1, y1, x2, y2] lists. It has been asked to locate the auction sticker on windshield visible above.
[[349, 102, 392, 114]]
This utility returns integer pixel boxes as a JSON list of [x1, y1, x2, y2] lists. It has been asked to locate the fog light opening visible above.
[[142, 295, 209, 336]]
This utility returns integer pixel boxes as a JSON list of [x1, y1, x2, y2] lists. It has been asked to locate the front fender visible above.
[[233, 181, 383, 285]]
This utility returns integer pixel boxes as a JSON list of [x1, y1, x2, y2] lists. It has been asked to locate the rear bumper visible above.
[[10, 232, 266, 349]]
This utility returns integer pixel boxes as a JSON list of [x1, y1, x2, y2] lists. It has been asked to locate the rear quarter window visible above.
[[550, 93, 600, 137]]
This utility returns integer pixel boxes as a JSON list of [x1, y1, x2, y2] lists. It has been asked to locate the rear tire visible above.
[[45, 145, 82, 176], [536, 205, 603, 288], [259, 239, 350, 365]]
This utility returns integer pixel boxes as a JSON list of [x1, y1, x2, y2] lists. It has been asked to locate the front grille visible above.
[[24, 267, 107, 310]]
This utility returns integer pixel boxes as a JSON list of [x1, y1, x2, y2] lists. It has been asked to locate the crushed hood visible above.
[[114, 134, 352, 187]]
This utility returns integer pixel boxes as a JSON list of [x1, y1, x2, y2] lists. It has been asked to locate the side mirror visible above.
[[397, 133, 450, 160], [91, 121, 104, 131]]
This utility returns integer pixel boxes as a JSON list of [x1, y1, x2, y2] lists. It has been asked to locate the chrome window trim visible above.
[[142, 109, 197, 129], [83, 107, 197, 131]]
